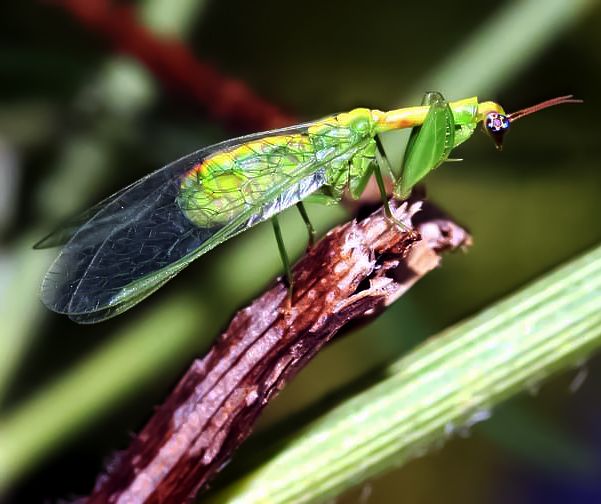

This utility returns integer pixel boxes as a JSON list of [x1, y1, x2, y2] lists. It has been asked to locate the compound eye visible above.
[[485, 112, 510, 134], [484, 112, 510, 149]]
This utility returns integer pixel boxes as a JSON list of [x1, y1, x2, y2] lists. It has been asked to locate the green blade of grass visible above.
[[0, 295, 205, 494], [381, 0, 595, 168], [408, 0, 595, 100], [211, 243, 601, 504]]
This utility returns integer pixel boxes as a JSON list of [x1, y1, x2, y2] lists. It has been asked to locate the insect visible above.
[[35, 92, 581, 323]]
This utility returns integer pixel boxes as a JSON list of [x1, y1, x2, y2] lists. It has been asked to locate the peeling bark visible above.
[[86, 197, 471, 503]]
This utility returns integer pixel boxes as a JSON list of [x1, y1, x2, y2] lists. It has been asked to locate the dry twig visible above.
[[86, 196, 471, 503], [54, 0, 296, 130]]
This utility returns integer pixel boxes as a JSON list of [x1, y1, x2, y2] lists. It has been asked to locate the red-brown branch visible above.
[[84, 197, 471, 503], [52, 0, 296, 130]]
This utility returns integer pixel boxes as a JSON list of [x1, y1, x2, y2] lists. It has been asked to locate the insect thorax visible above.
[[307, 108, 378, 197]]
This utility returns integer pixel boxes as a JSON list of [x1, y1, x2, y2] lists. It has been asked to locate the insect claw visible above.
[[384, 213, 420, 242], [407, 228, 421, 241]]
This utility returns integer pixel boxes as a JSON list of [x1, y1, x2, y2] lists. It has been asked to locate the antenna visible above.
[[508, 95, 583, 123]]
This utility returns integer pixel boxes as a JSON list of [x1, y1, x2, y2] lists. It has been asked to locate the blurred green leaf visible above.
[[0, 234, 53, 403], [0, 295, 206, 493]]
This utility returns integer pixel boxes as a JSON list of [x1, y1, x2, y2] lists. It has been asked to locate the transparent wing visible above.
[[39, 123, 357, 323], [35, 123, 314, 250], [34, 184, 137, 249]]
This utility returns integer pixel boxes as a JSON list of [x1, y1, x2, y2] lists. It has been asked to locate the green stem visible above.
[[0, 296, 205, 493], [211, 243, 601, 504]]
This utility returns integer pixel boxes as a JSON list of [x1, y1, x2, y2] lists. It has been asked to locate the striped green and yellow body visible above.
[[178, 97, 504, 228], [49, 90, 583, 323], [38, 92, 579, 322]]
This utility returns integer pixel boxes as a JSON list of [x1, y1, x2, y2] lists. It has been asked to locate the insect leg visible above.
[[374, 135, 394, 220], [271, 216, 294, 301], [374, 140, 413, 234], [296, 201, 316, 247]]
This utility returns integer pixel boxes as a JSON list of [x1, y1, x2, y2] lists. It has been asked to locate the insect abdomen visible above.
[[178, 135, 317, 227]]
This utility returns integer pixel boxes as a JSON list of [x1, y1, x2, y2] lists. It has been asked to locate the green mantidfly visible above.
[[35, 92, 581, 323]]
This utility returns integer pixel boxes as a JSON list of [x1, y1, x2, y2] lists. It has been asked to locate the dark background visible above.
[[1, 0, 600, 502]]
